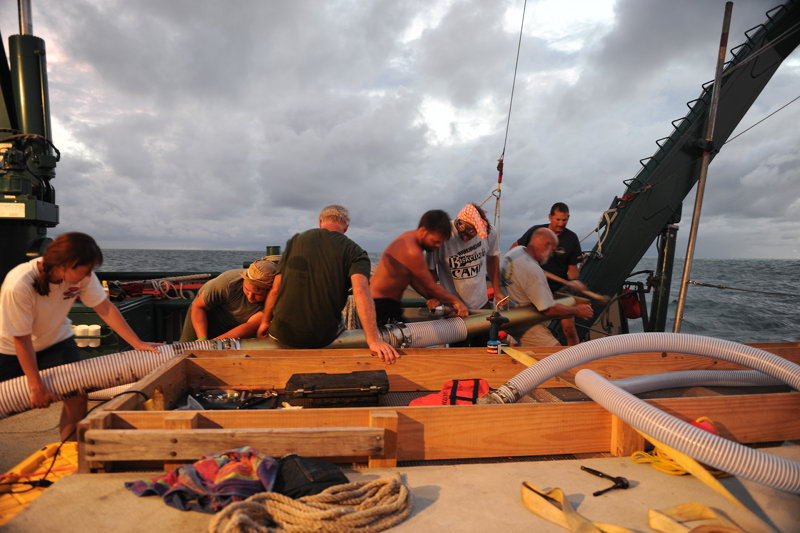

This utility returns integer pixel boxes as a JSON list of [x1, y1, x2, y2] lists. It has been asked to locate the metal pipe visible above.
[[649, 223, 678, 331], [673, 1, 733, 332], [18, 0, 33, 35], [239, 296, 578, 350]]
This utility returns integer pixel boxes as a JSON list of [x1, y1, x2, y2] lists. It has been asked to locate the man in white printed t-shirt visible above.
[[426, 203, 501, 345]]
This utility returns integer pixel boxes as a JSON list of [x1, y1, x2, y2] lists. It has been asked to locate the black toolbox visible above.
[[283, 370, 389, 408]]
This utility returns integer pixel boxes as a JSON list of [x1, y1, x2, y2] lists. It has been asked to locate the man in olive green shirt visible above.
[[180, 257, 276, 341], [257, 205, 399, 363]]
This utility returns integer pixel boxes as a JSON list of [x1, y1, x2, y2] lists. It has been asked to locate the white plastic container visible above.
[[74, 324, 89, 347], [88, 324, 102, 348]]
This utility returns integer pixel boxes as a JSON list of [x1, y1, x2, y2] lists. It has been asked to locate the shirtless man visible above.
[[370, 210, 469, 325]]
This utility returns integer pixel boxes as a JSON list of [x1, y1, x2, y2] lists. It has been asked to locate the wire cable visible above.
[[499, 0, 527, 162], [488, 0, 529, 236], [724, 93, 800, 145], [0, 390, 149, 493], [688, 280, 800, 298]]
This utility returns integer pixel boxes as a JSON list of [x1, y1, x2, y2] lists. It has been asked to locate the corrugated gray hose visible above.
[[0, 339, 216, 419], [479, 332, 800, 493], [578, 368, 800, 493], [611, 369, 782, 393]]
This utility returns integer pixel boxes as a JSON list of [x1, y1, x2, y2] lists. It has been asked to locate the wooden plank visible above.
[[182, 349, 800, 393], [610, 415, 645, 457], [369, 411, 398, 468], [530, 389, 563, 403], [95, 392, 800, 464], [389, 403, 612, 460], [163, 411, 201, 429], [187, 343, 800, 361], [163, 412, 201, 470], [83, 427, 384, 462], [183, 354, 529, 391], [749, 342, 800, 350], [78, 408, 114, 473], [647, 393, 800, 443], [102, 353, 191, 411], [150, 386, 166, 411]]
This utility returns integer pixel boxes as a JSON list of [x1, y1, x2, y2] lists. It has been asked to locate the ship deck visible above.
[[1, 342, 799, 531], [1, 444, 798, 532]]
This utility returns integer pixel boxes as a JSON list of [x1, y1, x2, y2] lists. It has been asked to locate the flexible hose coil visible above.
[[612, 369, 782, 394], [484, 332, 800, 403], [404, 318, 468, 347], [577, 369, 800, 493], [0, 340, 215, 419], [479, 332, 800, 493]]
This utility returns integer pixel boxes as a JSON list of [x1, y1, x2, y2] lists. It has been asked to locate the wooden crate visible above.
[[76, 344, 800, 473]]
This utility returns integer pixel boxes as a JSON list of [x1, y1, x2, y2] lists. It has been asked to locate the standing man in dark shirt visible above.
[[510, 202, 587, 345], [256, 205, 398, 363]]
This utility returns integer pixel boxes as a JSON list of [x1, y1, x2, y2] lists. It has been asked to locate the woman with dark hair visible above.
[[0, 232, 160, 440]]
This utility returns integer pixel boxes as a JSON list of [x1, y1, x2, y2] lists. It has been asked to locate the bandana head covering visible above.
[[456, 204, 488, 239]]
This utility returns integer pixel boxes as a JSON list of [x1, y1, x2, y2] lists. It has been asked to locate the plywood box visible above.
[[76, 344, 800, 473]]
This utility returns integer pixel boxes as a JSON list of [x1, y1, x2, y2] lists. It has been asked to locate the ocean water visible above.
[[625, 258, 800, 343], [97, 249, 382, 272], [98, 250, 799, 343]]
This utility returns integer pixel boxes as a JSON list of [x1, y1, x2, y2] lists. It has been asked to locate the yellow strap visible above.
[[521, 481, 745, 533], [501, 346, 577, 389], [633, 429, 745, 511], [648, 502, 743, 533], [501, 346, 540, 366], [520, 481, 634, 533]]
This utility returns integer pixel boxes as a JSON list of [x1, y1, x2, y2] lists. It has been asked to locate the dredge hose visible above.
[[0, 339, 216, 419], [246, 302, 575, 350], [375, 302, 576, 348], [611, 369, 783, 394], [479, 332, 800, 493], [0, 302, 559, 418], [577, 368, 800, 493]]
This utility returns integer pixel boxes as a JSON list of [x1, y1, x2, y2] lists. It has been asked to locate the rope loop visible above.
[[209, 473, 412, 533]]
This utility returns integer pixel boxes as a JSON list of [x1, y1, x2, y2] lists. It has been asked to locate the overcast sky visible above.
[[2, 0, 798, 258]]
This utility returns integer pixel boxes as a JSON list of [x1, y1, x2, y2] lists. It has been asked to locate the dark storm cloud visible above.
[[0, 0, 797, 257], [414, 2, 517, 106], [495, 0, 800, 258]]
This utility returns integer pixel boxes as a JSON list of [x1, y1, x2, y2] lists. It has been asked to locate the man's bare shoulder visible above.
[[384, 230, 422, 257]]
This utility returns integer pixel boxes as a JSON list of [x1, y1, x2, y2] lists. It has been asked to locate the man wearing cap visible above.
[[179, 257, 276, 342], [427, 203, 502, 312]]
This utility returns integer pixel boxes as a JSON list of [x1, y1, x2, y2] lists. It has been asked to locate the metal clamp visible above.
[[214, 338, 241, 350], [381, 321, 413, 348]]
